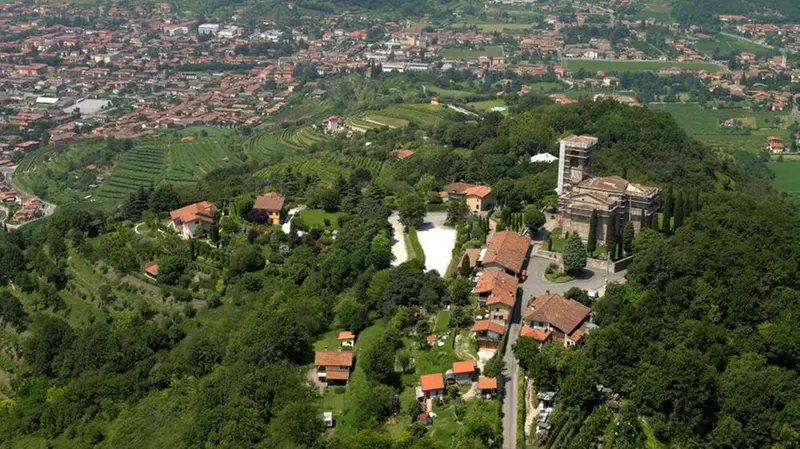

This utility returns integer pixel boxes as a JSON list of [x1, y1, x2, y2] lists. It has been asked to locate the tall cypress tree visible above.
[[587, 210, 598, 255], [606, 212, 618, 257], [674, 191, 686, 229], [640, 209, 646, 229], [661, 185, 673, 233]]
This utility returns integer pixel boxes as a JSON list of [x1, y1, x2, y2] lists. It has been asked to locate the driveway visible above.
[[415, 212, 456, 275], [388, 212, 409, 266], [520, 255, 627, 306]]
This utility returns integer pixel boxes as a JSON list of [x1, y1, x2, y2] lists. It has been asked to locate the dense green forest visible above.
[[0, 93, 798, 449]]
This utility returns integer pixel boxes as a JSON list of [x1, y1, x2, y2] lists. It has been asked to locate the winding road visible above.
[[0, 166, 57, 228]]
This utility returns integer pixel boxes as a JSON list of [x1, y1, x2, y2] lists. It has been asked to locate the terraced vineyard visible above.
[[377, 104, 450, 126], [95, 146, 166, 202], [256, 158, 350, 184], [321, 153, 387, 174], [348, 114, 410, 131], [245, 126, 330, 160], [164, 137, 243, 184]]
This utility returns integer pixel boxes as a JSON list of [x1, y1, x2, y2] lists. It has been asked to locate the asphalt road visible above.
[[501, 296, 522, 449]]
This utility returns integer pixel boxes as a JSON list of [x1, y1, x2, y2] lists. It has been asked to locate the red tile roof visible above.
[[520, 326, 552, 342], [464, 185, 492, 198], [522, 293, 590, 335], [481, 231, 530, 275], [325, 370, 350, 381], [170, 201, 217, 224], [478, 376, 497, 390], [314, 350, 354, 367], [253, 191, 285, 211], [420, 373, 445, 392], [473, 271, 518, 308], [338, 331, 355, 340], [144, 262, 159, 277], [470, 320, 506, 335], [452, 360, 477, 374]]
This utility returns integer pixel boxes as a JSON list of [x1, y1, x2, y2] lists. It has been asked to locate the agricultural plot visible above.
[[164, 137, 242, 184], [322, 153, 387, 174], [768, 160, 800, 196], [95, 146, 166, 202], [694, 34, 773, 58], [255, 158, 350, 184], [377, 104, 450, 126], [245, 126, 330, 160], [651, 104, 793, 151], [564, 59, 723, 73]]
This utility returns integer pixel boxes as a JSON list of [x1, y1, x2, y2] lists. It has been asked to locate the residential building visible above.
[[471, 320, 506, 349], [323, 115, 347, 134], [441, 182, 496, 211], [768, 136, 785, 153], [419, 373, 445, 399], [473, 270, 518, 323], [338, 331, 355, 347], [478, 376, 498, 399], [479, 230, 531, 278], [169, 201, 218, 240], [143, 262, 159, 280], [314, 350, 354, 385], [520, 326, 552, 347], [251, 191, 285, 225], [522, 293, 593, 347], [198, 23, 220, 36], [449, 360, 478, 385]]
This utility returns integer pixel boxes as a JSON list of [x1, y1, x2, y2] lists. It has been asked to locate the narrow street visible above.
[[502, 292, 522, 449]]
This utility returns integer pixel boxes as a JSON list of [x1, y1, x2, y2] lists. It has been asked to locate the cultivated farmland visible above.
[[564, 59, 723, 73], [95, 145, 166, 202], [245, 126, 330, 160], [164, 137, 243, 183]]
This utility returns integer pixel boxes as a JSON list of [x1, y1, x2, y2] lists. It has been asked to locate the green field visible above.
[[376, 103, 451, 126], [634, 0, 673, 21], [564, 59, 723, 73], [695, 34, 774, 58], [475, 23, 532, 33], [440, 46, 504, 59], [651, 104, 793, 152], [768, 160, 800, 195]]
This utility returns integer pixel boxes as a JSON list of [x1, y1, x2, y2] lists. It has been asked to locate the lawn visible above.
[[434, 310, 451, 333], [651, 104, 793, 152], [768, 160, 800, 195], [564, 59, 723, 73], [314, 329, 343, 351], [425, 85, 479, 99], [321, 386, 347, 418], [295, 209, 348, 230], [440, 46, 504, 59]]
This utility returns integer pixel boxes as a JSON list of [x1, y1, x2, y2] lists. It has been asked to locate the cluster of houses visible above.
[[0, 177, 44, 224]]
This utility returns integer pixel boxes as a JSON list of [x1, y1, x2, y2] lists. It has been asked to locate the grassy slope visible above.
[[565, 59, 722, 73]]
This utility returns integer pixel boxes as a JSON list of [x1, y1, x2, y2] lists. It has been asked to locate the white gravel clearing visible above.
[[416, 212, 456, 275]]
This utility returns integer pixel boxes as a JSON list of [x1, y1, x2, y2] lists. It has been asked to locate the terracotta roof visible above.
[[563, 135, 598, 147], [338, 331, 355, 340], [170, 201, 217, 224], [522, 293, 590, 335], [325, 370, 350, 381], [253, 191, 285, 211], [452, 360, 477, 374], [455, 248, 482, 273], [464, 185, 492, 198], [314, 350, 354, 367], [520, 326, 552, 342], [420, 373, 445, 392], [473, 271, 518, 308], [392, 149, 415, 159], [481, 231, 530, 275], [478, 376, 497, 390], [144, 262, 159, 277], [471, 320, 506, 335]]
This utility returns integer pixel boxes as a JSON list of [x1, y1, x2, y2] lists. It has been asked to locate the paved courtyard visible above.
[[416, 212, 456, 274]]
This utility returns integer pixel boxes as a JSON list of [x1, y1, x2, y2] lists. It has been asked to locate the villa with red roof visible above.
[[479, 230, 531, 278], [450, 360, 478, 385], [522, 293, 593, 347], [338, 331, 355, 347], [250, 191, 285, 225], [473, 270, 518, 324], [169, 201, 218, 239], [441, 182, 496, 211], [471, 320, 506, 349], [419, 373, 445, 399], [314, 350, 354, 385]]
